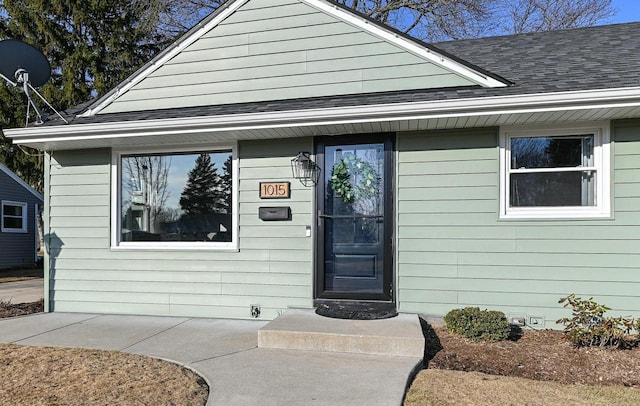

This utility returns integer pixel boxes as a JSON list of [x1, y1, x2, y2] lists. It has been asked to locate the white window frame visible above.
[[111, 143, 239, 250], [499, 122, 611, 219], [1, 200, 28, 233]]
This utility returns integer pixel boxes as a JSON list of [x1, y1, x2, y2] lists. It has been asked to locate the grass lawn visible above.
[[0, 292, 209, 405], [406, 369, 640, 406], [0, 343, 208, 405]]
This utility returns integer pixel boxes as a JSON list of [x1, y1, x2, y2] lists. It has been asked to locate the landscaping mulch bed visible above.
[[0, 299, 44, 318], [422, 323, 640, 387]]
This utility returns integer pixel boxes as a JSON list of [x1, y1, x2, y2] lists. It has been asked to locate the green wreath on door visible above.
[[330, 154, 381, 204]]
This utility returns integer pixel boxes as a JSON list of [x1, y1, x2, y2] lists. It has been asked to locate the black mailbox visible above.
[[258, 206, 291, 221]]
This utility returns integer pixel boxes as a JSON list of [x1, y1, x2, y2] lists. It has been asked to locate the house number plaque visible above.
[[259, 182, 290, 199]]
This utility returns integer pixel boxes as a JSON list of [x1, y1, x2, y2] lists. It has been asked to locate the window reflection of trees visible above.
[[327, 145, 383, 245], [122, 156, 172, 237], [121, 152, 232, 243], [511, 136, 591, 169], [510, 135, 594, 207], [177, 153, 231, 242]]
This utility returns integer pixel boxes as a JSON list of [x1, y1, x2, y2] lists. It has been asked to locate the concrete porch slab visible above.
[[0, 312, 97, 343], [258, 308, 425, 357], [0, 313, 423, 405], [16, 314, 189, 350], [124, 318, 268, 363]]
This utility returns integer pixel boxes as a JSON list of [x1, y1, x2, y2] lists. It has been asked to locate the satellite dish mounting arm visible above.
[[16, 69, 46, 125], [0, 71, 16, 86], [15, 68, 68, 125]]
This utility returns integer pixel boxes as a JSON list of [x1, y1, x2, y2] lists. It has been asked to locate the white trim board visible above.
[[7, 86, 640, 147], [1, 200, 28, 233], [498, 121, 611, 219], [110, 143, 239, 251]]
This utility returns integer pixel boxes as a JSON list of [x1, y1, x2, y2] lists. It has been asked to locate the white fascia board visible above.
[[303, 0, 508, 88], [79, 0, 249, 117], [7, 86, 640, 145], [0, 162, 43, 201]]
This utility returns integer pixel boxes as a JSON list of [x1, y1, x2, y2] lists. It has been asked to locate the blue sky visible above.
[[612, 0, 640, 23]]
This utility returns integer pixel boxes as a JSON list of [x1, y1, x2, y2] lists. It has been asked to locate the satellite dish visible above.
[[0, 39, 51, 87], [0, 39, 66, 125]]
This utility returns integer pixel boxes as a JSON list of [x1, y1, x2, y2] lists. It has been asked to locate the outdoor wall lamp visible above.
[[291, 152, 320, 186]]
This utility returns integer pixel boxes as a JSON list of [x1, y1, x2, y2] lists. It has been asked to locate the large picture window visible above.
[[1, 201, 27, 233], [500, 124, 610, 218], [114, 147, 237, 249]]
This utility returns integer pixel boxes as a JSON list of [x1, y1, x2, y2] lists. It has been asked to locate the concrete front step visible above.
[[258, 308, 425, 358]]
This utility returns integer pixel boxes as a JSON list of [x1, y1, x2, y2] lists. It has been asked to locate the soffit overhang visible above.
[[6, 87, 640, 151]]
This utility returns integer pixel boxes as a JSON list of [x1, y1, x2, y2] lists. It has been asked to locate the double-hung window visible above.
[[1, 201, 28, 233], [500, 124, 610, 218], [112, 145, 238, 249]]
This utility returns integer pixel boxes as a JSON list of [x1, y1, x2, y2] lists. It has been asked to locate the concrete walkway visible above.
[[0, 279, 44, 303], [0, 313, 423, 405]]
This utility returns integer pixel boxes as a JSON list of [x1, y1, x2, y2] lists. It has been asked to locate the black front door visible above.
[[316, 135, 393, 301]]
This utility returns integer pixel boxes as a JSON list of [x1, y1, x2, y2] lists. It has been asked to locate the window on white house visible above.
[[116, 148, 236, 248], [1, 201, 28, 233], [500, 125, 610, 218]]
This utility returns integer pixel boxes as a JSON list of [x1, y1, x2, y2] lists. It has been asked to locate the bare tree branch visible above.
[[337, 0, 492, 40], [494, 0, 614, 35], [135, 0, 615, 43]]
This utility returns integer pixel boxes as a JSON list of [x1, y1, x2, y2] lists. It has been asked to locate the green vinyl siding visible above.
[[396, 122, 640, 328], [46, 120, 640, 324], [45, 138, 313, 320], [100, 0, 475, 114]]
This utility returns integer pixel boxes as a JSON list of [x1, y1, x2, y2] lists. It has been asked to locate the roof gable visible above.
[[0, 162, 43, 201], [87, 0, 506, 116]]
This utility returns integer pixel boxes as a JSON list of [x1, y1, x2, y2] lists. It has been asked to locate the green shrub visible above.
[[557, 294, 638, 349], [444, 307, 511, 342]]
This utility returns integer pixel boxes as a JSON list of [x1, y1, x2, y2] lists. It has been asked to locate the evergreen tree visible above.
[[0, 84, 41, 191], [179, 153, 224, 215], [0, 0, 168, 192], [219, 155, 232, 214]]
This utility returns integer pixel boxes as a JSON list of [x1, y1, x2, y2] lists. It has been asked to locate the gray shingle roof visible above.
[[50, 21, 640, 126], [435, 22, 640, 94]]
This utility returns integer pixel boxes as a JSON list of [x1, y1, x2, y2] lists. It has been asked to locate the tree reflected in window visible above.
[[509, 135, 595, 207], [121, 150, 232, 243]]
